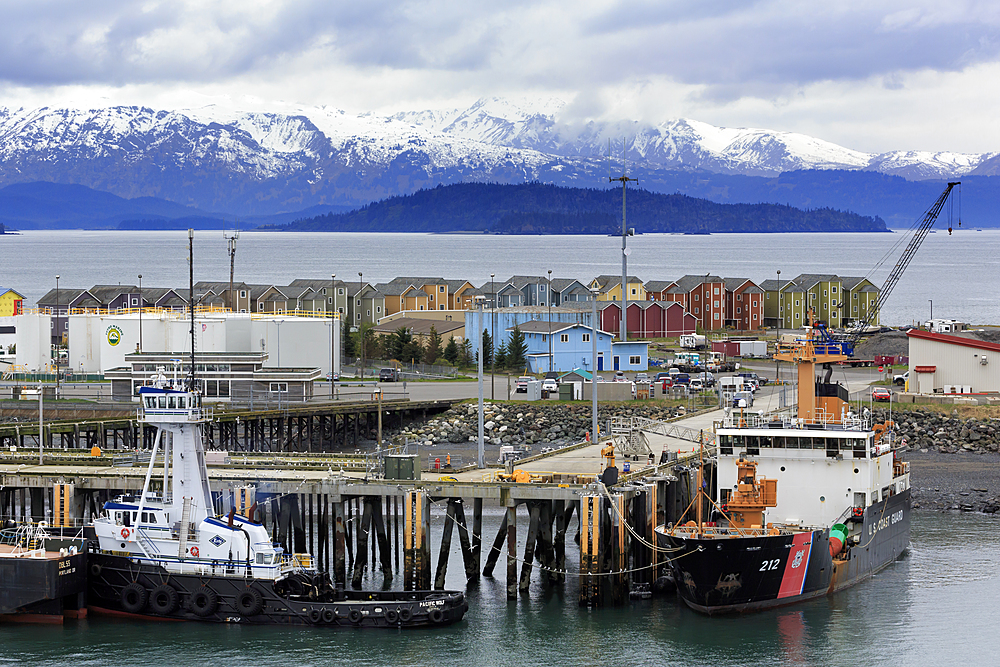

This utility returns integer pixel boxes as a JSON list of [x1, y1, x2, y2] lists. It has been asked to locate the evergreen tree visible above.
[[388, 326, 412, 360], [494, 338, 508, 369], [342, 320, 355, 358], [443, 335, 459, 365], [460, 338, 473, 368], [402, 338, 424, 365], [481, 329, 493, 366], [424, 326, 443, 364], [507, 325, 527, 371]]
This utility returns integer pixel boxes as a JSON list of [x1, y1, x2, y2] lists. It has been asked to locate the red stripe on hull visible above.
[[777, 531, 814, 599]]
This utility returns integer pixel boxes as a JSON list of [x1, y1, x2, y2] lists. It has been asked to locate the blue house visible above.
[[510, 321, 648, 373]]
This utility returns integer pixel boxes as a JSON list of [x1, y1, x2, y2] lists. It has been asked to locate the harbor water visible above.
[[0, 510, 995, 667], [2, 229, 998, 326]]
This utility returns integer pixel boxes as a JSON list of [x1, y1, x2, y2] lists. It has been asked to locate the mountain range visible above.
[[0, 98, 997, 228]]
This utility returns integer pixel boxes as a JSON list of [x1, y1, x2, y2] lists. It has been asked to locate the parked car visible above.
[[872, 387, 892, 402], [672, 373, 691, 385], [613, 371, 629, 383], [654, 372, 672, 383], [893, 371, 909, 387], [696, 371, 716, 387], [378, 368, 399, 382], [542, 378, 558, 393], [634, 372, 649, 383], [688, 378, 704, 392], [515, 376, 533, 393], [738, 371, 768, 386]]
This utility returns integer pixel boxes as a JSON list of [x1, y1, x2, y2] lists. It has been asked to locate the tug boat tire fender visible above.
[[322, 608, 335, 624], [149, 584, 179, 615], [121, 582, 148, 613], [429, 608, 444, 624], [348, 609, 363, 624], [397, 608, 412, 623], [385, 609, 399, 624], [190, 587, 218, 617], [235, 588, 264, 617], [309, 608, 322, 624]]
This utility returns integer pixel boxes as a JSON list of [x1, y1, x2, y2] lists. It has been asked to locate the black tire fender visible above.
[[309, 608, 322, 624], [235, 588, 264, 617], [385, 609, 399, 624], [429, 608, 444, 624], [398, 607, 412, 623], [322, 608, 335, 623], [149, 584, 179, 615], [191, 587, 219, 617], [348, 609, 362, 624], [120, 582, 147, 614], [89, 562, 102, 578]]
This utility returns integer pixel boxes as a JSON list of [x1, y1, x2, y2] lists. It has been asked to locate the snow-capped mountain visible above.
[[0, 98, 994, 218]]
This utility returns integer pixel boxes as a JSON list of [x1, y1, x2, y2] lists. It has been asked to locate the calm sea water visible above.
[[0, 510, 995, 667], [1, 229, 996, 326]]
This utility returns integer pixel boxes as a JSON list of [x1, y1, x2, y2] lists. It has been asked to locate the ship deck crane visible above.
[[843, 181, 961, 355]]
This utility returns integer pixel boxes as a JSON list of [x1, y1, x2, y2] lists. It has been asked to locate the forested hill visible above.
[[275, 182, 887, 234]]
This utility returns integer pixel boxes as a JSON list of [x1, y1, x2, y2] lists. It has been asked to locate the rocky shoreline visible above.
[[389, 401, 691, 450]]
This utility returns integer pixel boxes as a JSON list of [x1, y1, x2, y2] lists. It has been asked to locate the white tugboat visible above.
[[87, 383, 468, 626]]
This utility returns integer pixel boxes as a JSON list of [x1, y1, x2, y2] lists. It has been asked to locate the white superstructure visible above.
[[92, 384, 292, 579]]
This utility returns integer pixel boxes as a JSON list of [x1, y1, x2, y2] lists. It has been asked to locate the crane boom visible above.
[[847, 181, 960, 352]]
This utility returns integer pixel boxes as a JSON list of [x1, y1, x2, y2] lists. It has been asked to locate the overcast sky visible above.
[[2, 0, 999, 154]]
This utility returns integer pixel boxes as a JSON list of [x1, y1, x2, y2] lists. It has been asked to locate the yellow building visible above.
[[0, 288, 24, 317], [589, 275, 646, 302]]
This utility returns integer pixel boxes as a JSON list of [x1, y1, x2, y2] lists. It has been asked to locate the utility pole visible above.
[[224, 226, 240, 312], [610, 140, 637, 342]]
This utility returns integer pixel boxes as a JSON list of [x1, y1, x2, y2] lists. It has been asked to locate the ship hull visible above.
[[659, 489, 910, 614], [87, 552, 467, 627]]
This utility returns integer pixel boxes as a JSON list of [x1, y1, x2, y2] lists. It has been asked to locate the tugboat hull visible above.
[[88, 553, 467, 627], [660, 489, 910, 614]]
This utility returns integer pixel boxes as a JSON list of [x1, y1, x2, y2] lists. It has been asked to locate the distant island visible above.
[[268, 182, 887, 234]]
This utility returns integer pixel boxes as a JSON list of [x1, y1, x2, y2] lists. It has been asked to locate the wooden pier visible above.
[[0, 403, 716, 607]]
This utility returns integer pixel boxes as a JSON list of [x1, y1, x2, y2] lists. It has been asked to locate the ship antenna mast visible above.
[[188, 228, 196, 391], [224, 224, 240, 313], [609, 137, 637, 342]]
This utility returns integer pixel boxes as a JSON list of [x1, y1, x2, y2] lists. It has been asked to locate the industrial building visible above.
[[906, 330, 1000, 394], [13, 311, 339, 379]]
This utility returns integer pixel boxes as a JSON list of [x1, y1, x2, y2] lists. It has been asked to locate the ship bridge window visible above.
[[158, 396, 166, 409], [168, 396, 176, 409], [719, 435, 733, 455], [256, 553, 273, 565], [178, 396, 186, 409]]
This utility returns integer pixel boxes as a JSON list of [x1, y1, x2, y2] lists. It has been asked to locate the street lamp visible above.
[[55, 274, 60, 398], [490, 272, 495, 400], [929, 299, 933, 322], [358, 271, 364, 378], [476, 296, 485, 468], [138, 274, 143, 353], [547, 269, 553, 374], [330, 273, 337, 398], [591, 287, 599, 444]]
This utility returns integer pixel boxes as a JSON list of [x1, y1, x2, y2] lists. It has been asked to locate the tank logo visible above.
[[209, 535, 225, 547], [790, 550, 804, 569], [106, 325, 123, 346]]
